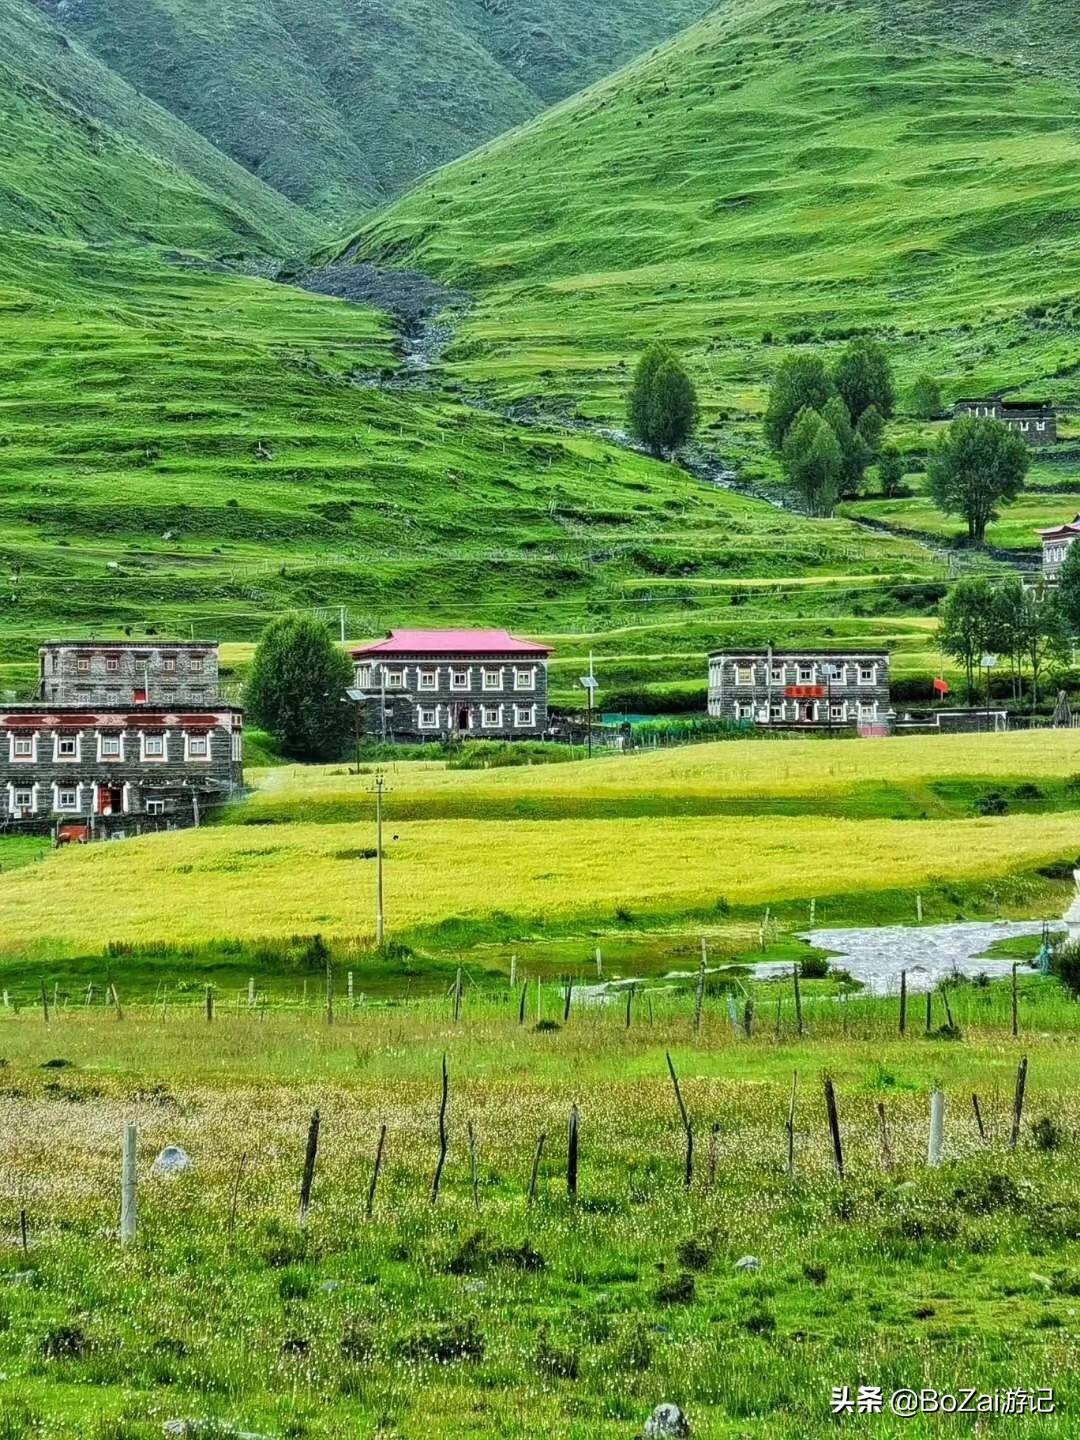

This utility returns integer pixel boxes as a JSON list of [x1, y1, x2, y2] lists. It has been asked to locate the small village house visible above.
[[708, 649, 891, 731], [953, 398, 1057, 447], [1037, 516, 1080, 579], [351, 629, 551, 743], [1, 640, 243, 838]]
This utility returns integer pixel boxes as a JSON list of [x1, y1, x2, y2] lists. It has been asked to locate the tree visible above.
[[1056, 540, 1080, 637], [938, 576, 997, 703], [832, 339, 895, 423], [763, 354, 835, 452], [1016, 584, 1071, 712], [877, 446, 905, 497], [910, 374, 942, 420], [245, 616, 354, 762], [627, 345, 698, 456], [927, 417, 1030, 545], [781, 407, 844, 516], [856, 402, 885, 456], [822, 394, 870, 495]]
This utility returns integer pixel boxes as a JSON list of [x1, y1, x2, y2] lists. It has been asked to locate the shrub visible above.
[[800, 954, 830, 979], [654, 1271, 696, 1305], [1052, 940, 1080, 998], [395, 1319, 484, 1364], [1032, 1116, 1063, 1152]]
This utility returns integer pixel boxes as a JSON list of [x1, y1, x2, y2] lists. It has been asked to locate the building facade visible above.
[[708, 650, 891, 730], [351, 629, 551, 743], [953, 399, 1057, 447], [1037, 516, 1080, 579], [1, 640, 243, 838], [38, 640, 222, 706]]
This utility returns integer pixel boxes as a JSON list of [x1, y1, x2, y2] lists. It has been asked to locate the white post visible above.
[[347, 970, 354, 1005], [595, 947, 602, 980], [2, 990, 8, 1009], [809, 898, 816, 928], [247, 976, 255, 1008], [120, 1123, 137, 1247], [509, 955, 516, 988], [928, 1090, 945, 1167], [916, 893, 923, 923]]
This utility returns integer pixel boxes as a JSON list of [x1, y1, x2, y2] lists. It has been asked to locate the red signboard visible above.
[[785, 685, 827, 700]]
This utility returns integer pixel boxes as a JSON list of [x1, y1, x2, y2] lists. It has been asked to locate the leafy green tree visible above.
[[1016, 584, 1071, 712], [781, 407, 844, 516], [856, 402, 885, 456], [877, 446, 905, 497], [245, 616, 354, 761], [822, 394, 870, 495], [927, 417, 1030, 545], [938, 575, 997, 702], [627, 345, 699, 456], [763, 354, 835, 452], [832, 339, 895, 423], [1056, 540, 1080, 637], [910, 374, 942, 420]]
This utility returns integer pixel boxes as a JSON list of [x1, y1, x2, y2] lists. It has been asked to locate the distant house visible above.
[[1, 640, 243, 837], [953, 398, 1057, 447], [1037, 516, 1080, 579], [708, 649, 891, 731], [351, 629, 552, 743]]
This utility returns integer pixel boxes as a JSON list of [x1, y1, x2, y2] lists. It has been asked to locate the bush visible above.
[[800, 954, 830, 979], [1053, 939, 1080, 997]]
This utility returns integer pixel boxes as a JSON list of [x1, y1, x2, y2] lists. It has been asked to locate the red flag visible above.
[[933, 677, 950, 696]]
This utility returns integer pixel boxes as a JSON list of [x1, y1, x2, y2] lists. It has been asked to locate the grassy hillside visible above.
[[0, 0, 314, 251], [40, 0, 718, 216], [350, 0, 1080, 507]]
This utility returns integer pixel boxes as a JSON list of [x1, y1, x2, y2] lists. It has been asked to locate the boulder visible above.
[[643, 1403, 691, 1439], [734, 1255, 761, 1272], [151, 1146, 192, 1178]]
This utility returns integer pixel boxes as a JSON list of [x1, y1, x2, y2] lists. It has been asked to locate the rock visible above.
[[163, 1423, 268, 1440], [151, 1145, 192, 1178], [643, 1403, 691, 1439], [734, 1255, 761, 1272]]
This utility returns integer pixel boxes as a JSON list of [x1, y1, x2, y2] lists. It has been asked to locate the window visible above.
[[451, 667, 470, 691], [823, 663, 844, 683], [798, 665, 814, 684], [186, 733, 210, 760], [145, 799, 166, 816], [735, 702, 754, 721], [514, 667, 534, 691], [513, 705, 536, 728], [231, 732, 243, 762], [482, 667, 502, 691], [142, 733, 167, 761], [11, 787, 34, 814], [54, 733, 80, 761], [105, 656, 120, 673], [418, 706, 439, 730], [858, 701, 876, 719], [418, 668, 438, 691], [858, 666, 875, 685], [769, 665, 785, 685], [830, 702, 845, 721], [162, 656, 176, 672], [384, 669, 405, 690], [734, 664, 754, 686], [189, 657, 204, 673], [98, 733, 123, 761], [482, 706, 501, 728], [76, 656, 91, 673], [55, 786, 80, 813], [769, 703, 784, 722], [10, 734, 35, 762]]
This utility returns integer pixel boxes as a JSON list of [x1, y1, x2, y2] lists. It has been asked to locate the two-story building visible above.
[[351, 629, 551, 743], [0, 641, 243, 838], [953, 398, 1057, 447], [1037, 516, 1080, 579], [708, 650, 891, 731]]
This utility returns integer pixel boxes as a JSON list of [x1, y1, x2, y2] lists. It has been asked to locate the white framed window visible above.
[[54, 784, 81, 813], [858, 701, 877, 719], [418, 667, 439, 691], [482, 667, 503, 691], [185, 733, 211, 761], [418, 705, 439, 730], [384, 668, 405, 690], [9, 733, 36, 762], [734, 664, 754, 686], [231, 732, 243, 762], [513, 705, 535, 728], [98, 732, 124, 761], [189, 656, 204, 673], [823, 663, 845, 684], [769, 703, 784, 722], [735, 702, 754, 720], [769, 665, 785, 685], [481, 705, 502, 729], [830, 702, 846, 721], [451, 667, 471, 691], [514, 667, 535, 691], [105, 656, 120, 673], [54, 733, 81, 762], [145, 799, 166, 816], [797, 665, 814, 684], [355, 666, 374, 688], [162, 656, 176, 672], [858, 666, 875, 685], [9, 784, 36, 815], [76, 656, 91, 673], [141, 732, 168, 762]]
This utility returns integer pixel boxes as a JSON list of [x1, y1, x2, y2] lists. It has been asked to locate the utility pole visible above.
[[580, 652, 598, 760], [374, 770, 385, 949], [338, 605, 347, 645]]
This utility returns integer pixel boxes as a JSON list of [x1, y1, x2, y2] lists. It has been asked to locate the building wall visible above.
[[707, 652, 891, 728], [954, 401, 1057, 446], [353, 654, 549, 742], [39, 642, 221, 706], [1042, 534, 1078, 578], [0, 708, 243, 824]]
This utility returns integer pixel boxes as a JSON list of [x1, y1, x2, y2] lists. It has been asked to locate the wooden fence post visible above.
[[467, 1122, 480, 1214], [928, 1089, 945, 1166], [366, 1125, 387, 1218], [1011, 964, 1019, 1038], [248, 976, 255, 1008], [786, 1071, 797, 1178], [431, 1055, 449, 1204], [298, 1110, 320, 1225], [528, 1132, 546, 1205], [595, 947, 602, 981], [898, 971, 907, 1036], [562, 979, 573, 1024], [120, 1123, 137, 1248], [877, 1101, 894, 1171], [39, 981, 49, 1025], [665, 1050, 693, 1189], [707, 1122, 719, 1190], [567, 1105, 579, 1202], [972, 1092, 987, 1143], [1009, 1056, 1028, 1149], [823, 1076, 844, 1178], [325, 961, 334, 1028], [453, 968, 463, 1024], [205, 986, 214, 1023], [793, 965, 803, 1037], [111, 984, 123, 1022], [743, 999, 754, 1038], [925, 990, 932, 1035], [625, 984, 634, 1030], [509, 954, 516, 989], [518, 981, 528, 1025]]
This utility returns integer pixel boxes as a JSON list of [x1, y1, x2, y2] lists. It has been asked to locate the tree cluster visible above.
[[245, 616, 355, 761], [627, 345, 699, 457], [763, 341, 895, 515], [938, 575, 1070, 708]]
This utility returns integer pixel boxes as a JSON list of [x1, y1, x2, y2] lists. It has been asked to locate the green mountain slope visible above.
[[38, 0, 718, 216], [0, 0, 314, 251], [351, 0, 1080, 452]]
